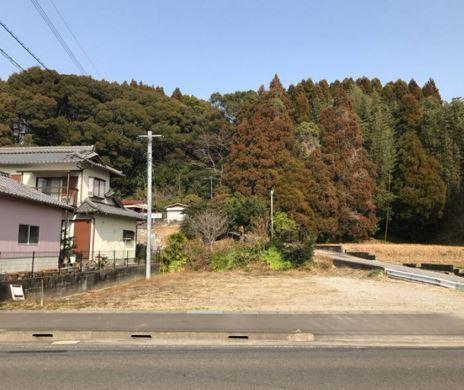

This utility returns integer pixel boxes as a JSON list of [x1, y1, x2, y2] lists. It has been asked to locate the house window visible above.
[[37, 177, 62, 200], [89, 177, 106, 198], [123, 230, 135, 241], [18, 224, 40, 245]]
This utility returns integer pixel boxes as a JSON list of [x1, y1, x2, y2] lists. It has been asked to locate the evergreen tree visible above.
[[392, 131, 446, 239], [318, 98, 377, 241]]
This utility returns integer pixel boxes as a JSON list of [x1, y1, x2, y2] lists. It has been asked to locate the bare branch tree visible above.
[[189, 209, 229, 250], [194, 129, 232, 184]]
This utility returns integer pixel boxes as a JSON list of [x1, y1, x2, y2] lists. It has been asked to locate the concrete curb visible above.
[[0, 330, 315, 344]]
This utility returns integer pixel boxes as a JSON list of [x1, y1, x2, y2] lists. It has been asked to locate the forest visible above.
[[1, 67, 464, 244]]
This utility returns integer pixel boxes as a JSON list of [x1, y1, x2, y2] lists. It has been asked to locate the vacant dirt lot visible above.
[[4, 262, 464, 314], [344, 241, 464, 266]]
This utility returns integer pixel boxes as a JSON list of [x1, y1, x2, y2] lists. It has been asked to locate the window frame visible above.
[[89, 177, 106, 198], [18, 224, 40, 245], [123, 230, 135, 241]]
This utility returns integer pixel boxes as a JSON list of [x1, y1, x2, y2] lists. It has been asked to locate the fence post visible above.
[[98, 250, 101, 269], [126, 250, 128, 267], [113, 250, 116, 270], [31, 251, 35, 277]]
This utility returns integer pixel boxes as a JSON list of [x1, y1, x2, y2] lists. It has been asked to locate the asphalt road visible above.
[[0, 344, 463, 389], [2, 312, 464, 335]]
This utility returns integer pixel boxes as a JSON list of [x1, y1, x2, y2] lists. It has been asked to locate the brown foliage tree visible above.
[[318, 100, 377, 241]]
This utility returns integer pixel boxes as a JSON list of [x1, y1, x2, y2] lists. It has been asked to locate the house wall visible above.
[[166, 208, 185, 222], [0, 164, 111, 206], [0, 196, 63, 272], [91, 215, 137, 259], [81, 167, 111, 203]]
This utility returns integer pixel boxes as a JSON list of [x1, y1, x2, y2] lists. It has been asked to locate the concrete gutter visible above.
[[316, 249, 464, 291]]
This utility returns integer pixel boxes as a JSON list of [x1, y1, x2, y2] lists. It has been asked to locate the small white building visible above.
[[166, 203, 187, 223]]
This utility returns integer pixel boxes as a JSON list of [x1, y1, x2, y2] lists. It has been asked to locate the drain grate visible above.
[[32, 333, 54, 338], [228, 335, 249, 340], [131, 334, 152, 339]]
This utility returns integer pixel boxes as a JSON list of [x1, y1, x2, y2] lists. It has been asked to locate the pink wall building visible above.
[[0, 173, 73, 273]]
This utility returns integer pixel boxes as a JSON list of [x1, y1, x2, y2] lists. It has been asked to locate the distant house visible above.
[[0, 146, 144, 263], [166, 203, 187, 223], [122, 199, 163, 220], [0, 172, 73, 273]]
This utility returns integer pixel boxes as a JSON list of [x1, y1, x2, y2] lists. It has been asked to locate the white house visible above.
[[0, 146, 144, 264], [166, 203, 187, 223]]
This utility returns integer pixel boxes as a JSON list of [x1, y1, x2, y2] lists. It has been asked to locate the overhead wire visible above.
[[29, 0, 87, 75], [0, 19, 49, 70], [0, 47, 25, 71], [47, 0, 101, 77]]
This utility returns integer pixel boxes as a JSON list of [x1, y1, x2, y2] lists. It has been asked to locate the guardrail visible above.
[[385, 269, 464, 291]]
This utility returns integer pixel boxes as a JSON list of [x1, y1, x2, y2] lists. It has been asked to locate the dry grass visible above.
[[3, 258, 464, 314], [343, 241, 464, 266]]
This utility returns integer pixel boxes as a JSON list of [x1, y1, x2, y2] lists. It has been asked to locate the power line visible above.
[[0, 20, 49, 69], [0, 47, 25, 71], [47, 0, 101, 77], [29, 0, 87, 75]]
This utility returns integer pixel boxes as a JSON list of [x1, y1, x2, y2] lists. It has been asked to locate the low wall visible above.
[[0, 263, 158, 302], [0, 256, 58, 274]]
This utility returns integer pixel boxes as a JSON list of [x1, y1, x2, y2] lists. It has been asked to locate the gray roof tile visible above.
[[0, 172, 74, 210], [76, 199, 145, 220], [0, 145, 123, 176]]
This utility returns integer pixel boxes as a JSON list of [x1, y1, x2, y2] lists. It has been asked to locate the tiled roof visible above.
[[76, 199, 145, 220], [0, 145, 123, 176], [0, 172, 74, 210]]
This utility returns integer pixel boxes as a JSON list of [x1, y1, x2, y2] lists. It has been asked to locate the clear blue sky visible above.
[[1, 0, 463, 100]]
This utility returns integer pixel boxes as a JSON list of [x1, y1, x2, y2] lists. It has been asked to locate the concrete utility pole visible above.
[[138, 131, 162, 279], [146, 130, 153, 279], [270, 189, 274, 240]]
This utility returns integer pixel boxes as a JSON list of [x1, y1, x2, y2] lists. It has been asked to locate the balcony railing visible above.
[[36, 186, 79, 206]]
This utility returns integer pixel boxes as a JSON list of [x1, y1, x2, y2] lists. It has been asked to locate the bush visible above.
[[210, 250, 240, 271], [163, 233, 189, 272], [260, 247, 292, 270], [272, 212, 315, 266], [276, 234, 315, 266], [210, 244, 260, 271]]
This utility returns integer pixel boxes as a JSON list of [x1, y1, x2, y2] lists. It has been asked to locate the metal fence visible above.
[[0, 248, 160, 275]]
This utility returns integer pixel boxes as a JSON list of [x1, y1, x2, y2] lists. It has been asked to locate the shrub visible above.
[[210, 249, 240, 271], [162, 233, 189, 272], [210, 244, 260, 271], [260, 247, 292, 271], [276, 234, 315, 267], [272, 212, 315, 266]]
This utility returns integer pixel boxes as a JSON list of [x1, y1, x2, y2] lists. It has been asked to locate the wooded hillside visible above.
[[1, 67, 464, 243]]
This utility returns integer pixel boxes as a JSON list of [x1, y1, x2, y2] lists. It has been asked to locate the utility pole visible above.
[[384, 171, 392, 243], [146, 131, 153, 279], [138, 131, 162, 279], [270, 189, 274, 240]]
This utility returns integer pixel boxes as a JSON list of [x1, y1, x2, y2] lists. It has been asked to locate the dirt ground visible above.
[[343, 241, 464, 266], [4, 259, 464, 314]]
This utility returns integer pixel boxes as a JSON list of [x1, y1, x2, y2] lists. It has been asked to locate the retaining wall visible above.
[[0, 263, 158, 302]]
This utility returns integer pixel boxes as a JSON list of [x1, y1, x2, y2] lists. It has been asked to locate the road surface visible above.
[[1, 311, 464, 335], [0, 344, 463, 389]]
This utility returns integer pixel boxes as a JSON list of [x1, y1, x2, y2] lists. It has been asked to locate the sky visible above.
[[1, 0, 463, 100]]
